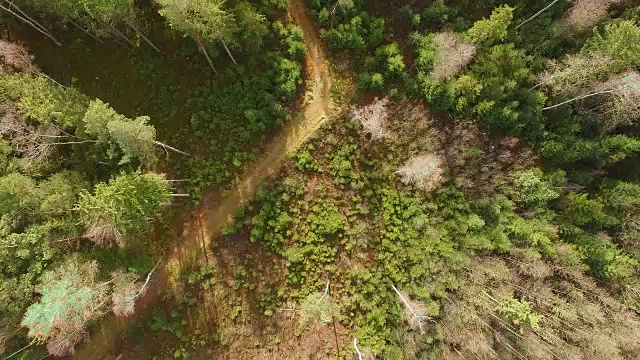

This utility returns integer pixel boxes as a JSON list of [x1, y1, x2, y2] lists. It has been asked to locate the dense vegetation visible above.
[[0, 0, 304, 357], [2, 0, 640, 359]]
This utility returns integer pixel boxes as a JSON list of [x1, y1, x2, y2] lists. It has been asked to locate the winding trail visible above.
[[73, 1, 332, 358]]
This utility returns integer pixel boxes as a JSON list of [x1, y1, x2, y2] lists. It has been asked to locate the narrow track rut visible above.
[[73, 1, 332, 358]]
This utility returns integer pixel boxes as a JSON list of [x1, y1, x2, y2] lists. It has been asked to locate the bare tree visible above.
[[111, 263, 158, 317], [543, 70, 640, 131], [351, 97, 389, 140], [538, 53, 613, 97], [593, 71, 640, 130], [561, 0, 623, 32], [431, 32, 476, 81], [396, 154, 444, 192], [111, 270, 141, 317], [85, 221, 123, 247], [0, 104, 94, 167]]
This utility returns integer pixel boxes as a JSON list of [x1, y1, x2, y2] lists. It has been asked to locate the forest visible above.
[[0, 0, 639, 359]]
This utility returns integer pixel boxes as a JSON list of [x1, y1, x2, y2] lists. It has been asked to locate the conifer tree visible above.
[[76, 172, 170, 246], [156, 0, 236, 72], [466, 5, 514, 45]]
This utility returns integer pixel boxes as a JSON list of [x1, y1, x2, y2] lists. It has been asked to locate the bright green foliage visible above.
[[379, 189, 461, 286], [76, 172, 170, 246], [292, 145, 319, 171], [157, 0, 234, 43], [560, 193, 614, 228], [83, 100, 159, 166], [84, 0, 136, 23], [600, 181, 640, 241], [82, 99, 124, 142], [507, 217, 556, 255], [233, 2, 268, 51], [411, 33, 436, 73], [0, 74, 89, 127], [249, 179, 303, 251], [581, 20, 640, 73], [38, 171, 89, 221], [329, 144, 361, 188], [24, 0, 136, 25], [373, 43, 405, 75], [496, 298, 543, 332], [297, 291, 339, 331], [285, 200, 345, 287], [510, 169, 560, 210], [107, 116, 158, 166], [542, 135, 640, 166], [306, 201, 345, 236], [0, 225, 54, 322], [21, 258, 107, 357], [276, 23, 306, 60], [272, 57, 302, 100], [0, 140, 17, 176], [448, 44, 545, 135], [320, 13, 384, 53], [466, 5, 514, 45], [573, 233, 638, 280], [0, 173, 41, 234], [359, 43, 405, 90]]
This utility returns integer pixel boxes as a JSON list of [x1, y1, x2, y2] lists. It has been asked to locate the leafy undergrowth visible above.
[[112, 96, 640, 359]]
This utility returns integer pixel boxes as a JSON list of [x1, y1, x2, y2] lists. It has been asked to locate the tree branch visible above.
[[542, 89, 617, 111], [133, 261, 160, 299], [0, 4, 61, 46], [516, 0, 562, 29], [353, 338, 363, 360]]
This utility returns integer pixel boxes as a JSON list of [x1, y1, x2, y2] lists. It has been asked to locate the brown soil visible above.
[[72, 0, 335, 358]]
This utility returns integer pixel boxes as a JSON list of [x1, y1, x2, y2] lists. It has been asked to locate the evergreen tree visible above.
[[466, 5, 514, 45], [76, 172, 170, 247], [157, 0, 236, 71]]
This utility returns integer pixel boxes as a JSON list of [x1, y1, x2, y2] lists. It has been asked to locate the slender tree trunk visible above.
[[0, 4, 62, 46], [542, 89, 617, 111], [353, 338, 363, 360], [33, 69, 66, 87], [153, 140, 190, 156], [92, 17, 135, 52], [391, 284, 424, 320], [105, 22, 136, 48], [69, 19, 104, 43], [127, 21, 162, 54], [517, 0, 562, 29], [6, 0, 49, 35], [3, 340, 36, 360], [133, 262, 160, 299], [198, 42, 219, 75], [48, 140, 99, 145], [221, 39, 237, 65], [170, 193, 191, 197]]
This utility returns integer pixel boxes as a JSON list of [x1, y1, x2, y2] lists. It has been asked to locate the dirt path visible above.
[[73, 1, 332, 359]]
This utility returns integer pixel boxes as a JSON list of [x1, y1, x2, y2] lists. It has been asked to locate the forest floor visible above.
[[72, 0, 337, 358]]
